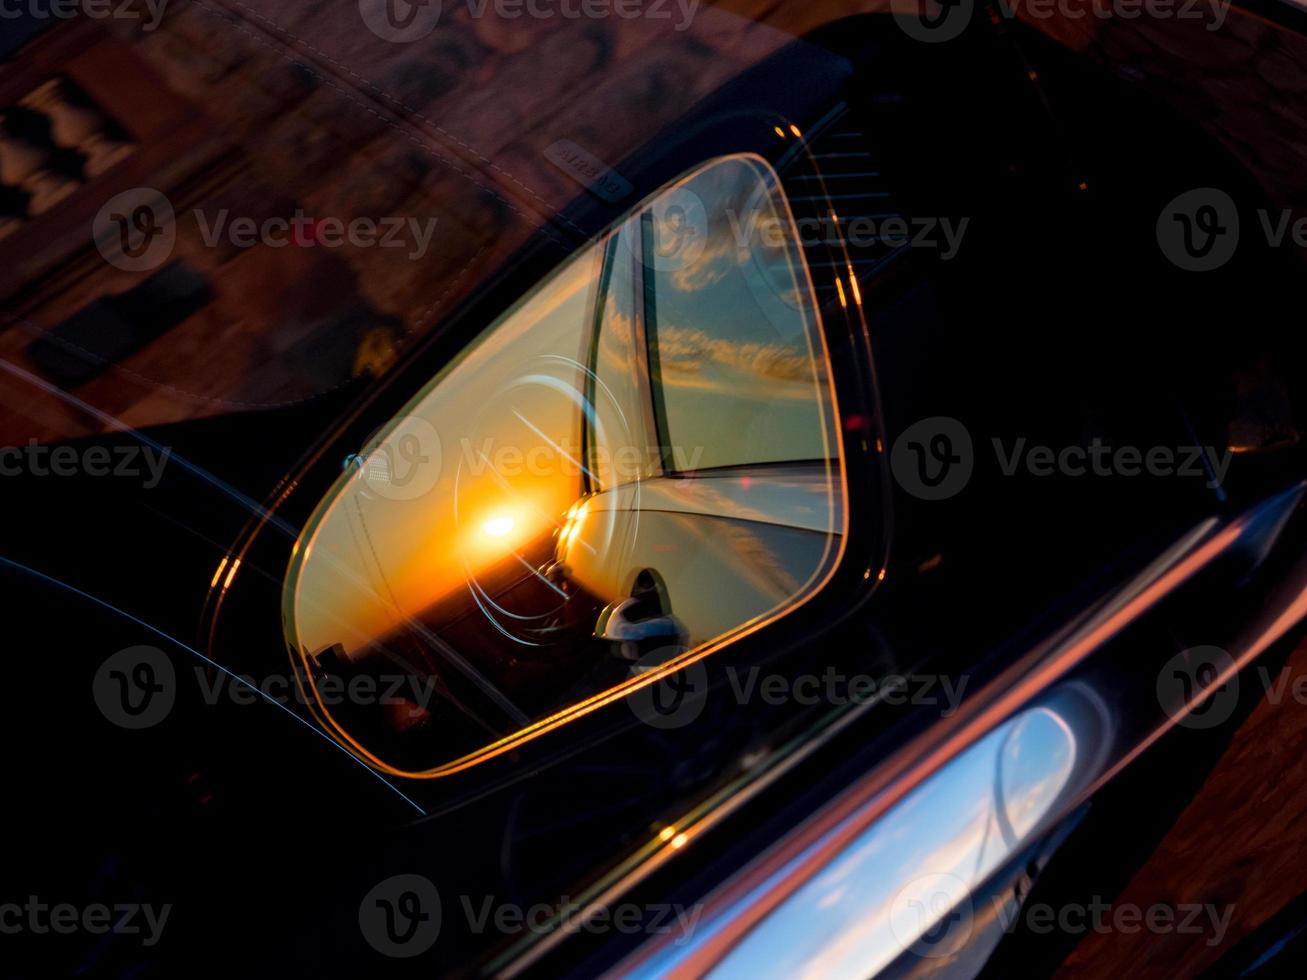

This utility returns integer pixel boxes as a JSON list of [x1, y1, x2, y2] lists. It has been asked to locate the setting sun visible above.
[[482, 515, 517, 538]]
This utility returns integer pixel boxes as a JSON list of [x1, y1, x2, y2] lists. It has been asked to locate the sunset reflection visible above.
[[282, 155, 845, 777]]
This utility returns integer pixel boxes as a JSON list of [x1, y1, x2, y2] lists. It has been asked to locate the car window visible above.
[[643, 156, 837, 473]]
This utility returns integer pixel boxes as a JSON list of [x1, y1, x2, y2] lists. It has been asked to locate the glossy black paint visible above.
[[3, 11, 1306, 978]]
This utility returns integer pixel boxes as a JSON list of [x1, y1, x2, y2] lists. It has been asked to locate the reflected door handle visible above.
[[595, 598, 688, 661]]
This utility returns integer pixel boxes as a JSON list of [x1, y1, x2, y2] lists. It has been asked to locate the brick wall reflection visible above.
[[1, 0, 1305, 455], [0, 0, 864, 446]]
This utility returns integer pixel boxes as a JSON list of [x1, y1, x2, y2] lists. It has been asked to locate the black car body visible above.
[[3, 4, 1307, 977]]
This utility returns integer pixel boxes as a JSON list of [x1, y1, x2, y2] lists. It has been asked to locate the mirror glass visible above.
[[284, 154, 847, 776]]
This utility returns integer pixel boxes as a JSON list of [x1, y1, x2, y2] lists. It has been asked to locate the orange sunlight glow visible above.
[[482, 515, 517, 538]]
